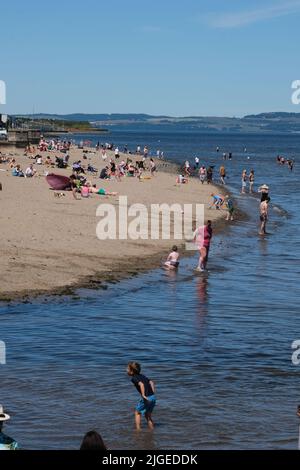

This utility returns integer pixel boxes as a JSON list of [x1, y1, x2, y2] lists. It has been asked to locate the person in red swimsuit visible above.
[[194, 220, 213, 272]]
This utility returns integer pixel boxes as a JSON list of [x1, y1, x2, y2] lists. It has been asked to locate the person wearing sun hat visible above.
[[258, 184, 270, 202], [0, 405, 18, 450]]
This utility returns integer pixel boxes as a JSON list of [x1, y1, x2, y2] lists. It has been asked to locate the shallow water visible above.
[[0, 132, 299, 449]]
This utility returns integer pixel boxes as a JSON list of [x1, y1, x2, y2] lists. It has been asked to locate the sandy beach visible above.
[[0, 146, 226, 301]]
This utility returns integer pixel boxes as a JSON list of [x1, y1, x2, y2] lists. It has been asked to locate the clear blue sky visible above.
[[1, 0, 300, 116]]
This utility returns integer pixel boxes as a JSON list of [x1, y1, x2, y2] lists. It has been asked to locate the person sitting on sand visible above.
[[164, 245, 180, 270], [176, 174, 188, 184], [119, 160, 126, 176], [12, 164, 24, 177], [45, 156, 53, 166], [99, 167, 109, 179], [81, 183, 90, 198], [9, 158, 16, 168], [208, 193, 224, 210], [73, 160, 85, 174], [25, 164, 37, 178], [87, 163, 97, 174], [69, 174, 81, 200], [127, 163, 136, 177]]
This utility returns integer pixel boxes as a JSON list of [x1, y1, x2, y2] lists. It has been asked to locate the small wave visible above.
[[260, 367, 300, 377], [272, 205, 289, 216]]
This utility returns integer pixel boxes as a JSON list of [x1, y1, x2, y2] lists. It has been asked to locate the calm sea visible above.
[[0, 131, 299, 449]]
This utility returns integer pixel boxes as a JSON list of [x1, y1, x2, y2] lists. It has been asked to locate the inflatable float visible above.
[[46, 173, 70, 190]]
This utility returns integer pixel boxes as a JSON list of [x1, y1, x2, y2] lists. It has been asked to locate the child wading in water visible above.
[[164, 245, 180, 270], [127, 362, 156, 430]]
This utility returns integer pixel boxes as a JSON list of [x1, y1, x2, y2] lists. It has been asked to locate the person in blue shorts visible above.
[[127, 361, 156, 430]]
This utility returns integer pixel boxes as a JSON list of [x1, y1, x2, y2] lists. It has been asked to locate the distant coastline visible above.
[[44, 129, 108, 136], [13, 111, 300, 134]]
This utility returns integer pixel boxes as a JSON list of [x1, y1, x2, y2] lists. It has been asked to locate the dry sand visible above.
[[0, 146, 227, 301]]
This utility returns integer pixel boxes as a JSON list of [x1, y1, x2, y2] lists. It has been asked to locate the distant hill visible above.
[[13, 112, 300, 134]]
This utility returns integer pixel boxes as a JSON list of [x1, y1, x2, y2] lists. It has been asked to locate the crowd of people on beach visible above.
[[0, 139, 289, 242], [0, 138, 161, 200], [1, 137, 295, 244]]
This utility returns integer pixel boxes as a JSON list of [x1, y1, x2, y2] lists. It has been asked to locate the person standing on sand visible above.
[[127, 362, 156, 431], [184, 160, 191, 176], [199, 165, 206, 184], [194, 220, 213, 272], [206, 166, 213, 184], [195, 156, 200, 169], [101, 148, 107, 161], [259, 197, 270, 235], [150, 158, 156, 176]]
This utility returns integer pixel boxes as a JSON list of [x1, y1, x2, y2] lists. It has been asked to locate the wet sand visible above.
[[0, 146, 227, 301]]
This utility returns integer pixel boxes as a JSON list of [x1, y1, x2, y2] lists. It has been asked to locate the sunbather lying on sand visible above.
[[90, 186, 118, 196]]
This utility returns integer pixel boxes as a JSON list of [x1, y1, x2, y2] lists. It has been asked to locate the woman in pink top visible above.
[[81, 184, 90, 198], [193, 220, 213, 272]]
